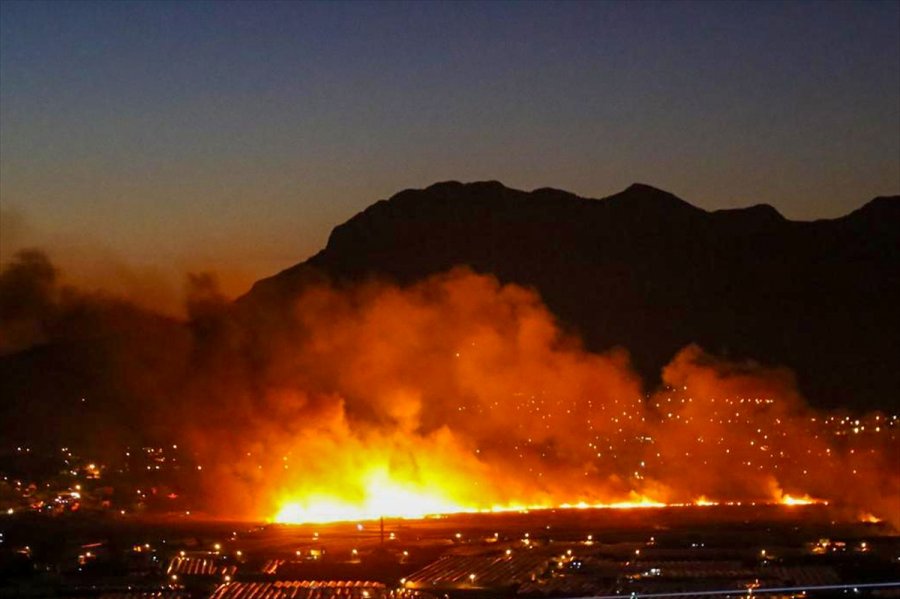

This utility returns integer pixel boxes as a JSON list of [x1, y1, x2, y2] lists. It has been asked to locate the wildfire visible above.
[[860, 513, 882, 524], [557, 497, 667, 510], [779, 494, 819, 506], [768, 482, 826, 507], [272, 483, 834, 524], [180, 270, 896, 526], [274, 470, 471, 523]]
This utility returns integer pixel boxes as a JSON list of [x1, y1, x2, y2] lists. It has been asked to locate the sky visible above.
[[1, 0, 898, 306]]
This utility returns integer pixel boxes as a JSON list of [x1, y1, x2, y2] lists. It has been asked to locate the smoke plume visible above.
[[1, 252, 897, 525]]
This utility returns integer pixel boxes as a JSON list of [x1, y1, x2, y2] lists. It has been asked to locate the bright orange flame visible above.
[[767, 480, 827, 507], [271, 460, 833, 523], [271, 464, 835, 524], [274, 469, 471, 523], [860, 513, 882, 523], [273, 492, 833, 524], [273, 495, 677, 524], [176, 271, 896, 526], [780, 494, 817, 506], [273, 481, 834, 524]]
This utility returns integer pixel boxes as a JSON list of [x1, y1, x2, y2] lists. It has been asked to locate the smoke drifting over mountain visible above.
[[1, 251, 897, 525]]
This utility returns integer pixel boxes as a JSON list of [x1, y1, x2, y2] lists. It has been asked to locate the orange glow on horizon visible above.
[[860, 513, 882, 523], [779, 493, 820, 506], [271, 480, 830, 524], [158, 270, 894, 527], [273, 469, 469, 523]]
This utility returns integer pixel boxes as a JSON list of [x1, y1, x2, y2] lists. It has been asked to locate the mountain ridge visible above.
[[1, 181, 897, 451], [241, 181, 900, 410]]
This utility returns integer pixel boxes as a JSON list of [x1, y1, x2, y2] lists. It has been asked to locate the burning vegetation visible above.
[[1, 252, 898, 526]]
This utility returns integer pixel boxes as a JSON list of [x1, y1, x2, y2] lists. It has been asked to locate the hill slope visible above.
[[242, 181, 900, 410]]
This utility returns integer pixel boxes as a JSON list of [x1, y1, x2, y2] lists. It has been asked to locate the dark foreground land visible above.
[[1, 505, 898, 598]]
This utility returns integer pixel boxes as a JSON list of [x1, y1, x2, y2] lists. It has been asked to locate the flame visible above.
[[3, 255, 898, 526], [860, 512, 882, 523], [273, 484, 835, 524], [775, 491, 827, 506], [273, 496, 675, 524], [170, 270, 896, 526], [273, 493, 833, 524], [274, 469, 471, 523], [271, 456, 830, 525], [780, 494, 817, 506], [766, 480, 827, 507]]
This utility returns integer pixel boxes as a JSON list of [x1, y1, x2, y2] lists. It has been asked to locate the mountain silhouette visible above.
[[242, 181, 900, 410], [1, 181, 897, 452]]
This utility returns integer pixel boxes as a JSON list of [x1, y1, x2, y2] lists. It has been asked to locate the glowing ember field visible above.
[[218, 272, 900, 529], [266, 502, 863, 535], [272, 480, 825, 525]]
